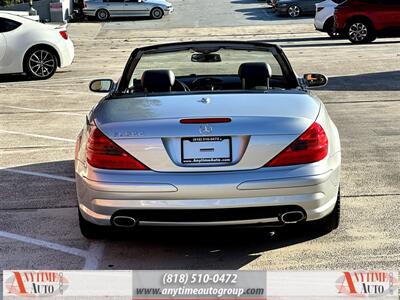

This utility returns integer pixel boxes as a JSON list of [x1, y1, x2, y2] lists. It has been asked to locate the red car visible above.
[[334, 0, 400, 43]]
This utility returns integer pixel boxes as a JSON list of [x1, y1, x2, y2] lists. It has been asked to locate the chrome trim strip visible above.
[[139, 217, 279, 227]]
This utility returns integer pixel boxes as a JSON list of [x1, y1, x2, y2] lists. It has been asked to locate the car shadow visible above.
[[231, 0, 269, 4], [0, 71, 73, 83], [1, 160, 330, 269], [234, 7, 270, 21], [324, 71, 400, 92], [102, 226, 326, 269], [0, 74, 31, 83]]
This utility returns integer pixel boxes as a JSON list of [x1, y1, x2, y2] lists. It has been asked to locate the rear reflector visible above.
[[264, 122, 328, 167], [59, 30, 68, 40], [86, 124, 149, 170], [180, 118, 231, 124]]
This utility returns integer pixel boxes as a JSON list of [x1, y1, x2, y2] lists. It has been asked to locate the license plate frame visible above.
[[181, 136, 232, 164]]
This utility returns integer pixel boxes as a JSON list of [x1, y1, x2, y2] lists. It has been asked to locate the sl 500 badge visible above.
[[114, 131, 144, 137]]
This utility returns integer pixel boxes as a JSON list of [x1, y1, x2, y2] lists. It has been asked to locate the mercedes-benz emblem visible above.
[[199, 124, 213, 135]]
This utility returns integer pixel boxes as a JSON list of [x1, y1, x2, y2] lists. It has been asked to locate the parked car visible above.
[[75, 41, 341, 238], [276, 0, 324, 17], [0, 12, 74, 80], [334, 0, 400, 43], [83, 0, 173, 21], [314, 0, 343, 37]]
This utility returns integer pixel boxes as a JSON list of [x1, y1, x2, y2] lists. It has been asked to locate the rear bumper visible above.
[[58, 38, 74, 68], [76, 153, 341, 226]]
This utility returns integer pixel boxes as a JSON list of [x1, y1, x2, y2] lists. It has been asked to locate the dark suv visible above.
[[334, 0, 400, 43]]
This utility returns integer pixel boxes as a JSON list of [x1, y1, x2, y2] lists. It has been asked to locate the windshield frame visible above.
[[116, 41, 300, 95]]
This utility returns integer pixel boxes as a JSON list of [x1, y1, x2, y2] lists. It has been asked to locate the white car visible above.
[[314, 0, 342, 37], [1, 10, 40, 21], [0, 12, 74, 80]]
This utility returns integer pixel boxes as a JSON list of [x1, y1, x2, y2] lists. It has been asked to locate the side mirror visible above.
[[89, 79, 114, 93], [303, 73, 328, 88]]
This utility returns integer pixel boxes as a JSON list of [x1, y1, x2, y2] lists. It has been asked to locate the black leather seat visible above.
[[238, 62, 272, 90], [141, 70, 175, 93]]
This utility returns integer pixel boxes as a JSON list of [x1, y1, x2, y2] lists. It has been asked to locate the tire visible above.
[[314, 188, 341, 234], [324, 18, 342, 39], [347, 20, 375, 44], [79, 209, 107, 239], [150, 7, 163, 19], [96, 9, 109, 21], [287, 5, 301, 18], [24, 48, 58, 80]]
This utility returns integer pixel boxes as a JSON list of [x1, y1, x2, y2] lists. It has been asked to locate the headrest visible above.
[[141, 70, 175, 93], [238, 62, 272, 88]]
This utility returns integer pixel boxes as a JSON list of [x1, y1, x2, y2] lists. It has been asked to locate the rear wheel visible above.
[[347, 20, 375, 43], [287, 5, 301, 18], [24, 48, 58, 80], [79, 210, 107, 239], [96, 9, 110, 21], [150, 7, 164, 19]]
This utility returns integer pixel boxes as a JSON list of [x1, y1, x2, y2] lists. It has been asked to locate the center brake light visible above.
[[86, 124, 149, 170], [180, 118, 231, 124], [264, 122, 328, 167]]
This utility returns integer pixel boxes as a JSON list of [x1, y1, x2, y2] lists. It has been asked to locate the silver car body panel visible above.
[[76, 88, 341, 227], [83, 0, 173, 18]]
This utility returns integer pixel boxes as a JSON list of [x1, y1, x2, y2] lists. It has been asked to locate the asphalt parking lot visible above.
[[98, 0, 313, 29], [1, 9, 400, 285]]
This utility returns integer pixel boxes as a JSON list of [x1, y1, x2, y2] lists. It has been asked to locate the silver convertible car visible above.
[[83, 0, 173, 21], [75, 41, 341, 238]]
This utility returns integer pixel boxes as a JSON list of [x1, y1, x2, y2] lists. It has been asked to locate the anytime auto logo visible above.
[[336, 271, 398, 297], [5, 271, 69, 297]]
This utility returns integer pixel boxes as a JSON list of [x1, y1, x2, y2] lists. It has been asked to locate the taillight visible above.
[[59, 30, 68, 40], [86, 125, 149, 170], [264, 122, 328, 167]]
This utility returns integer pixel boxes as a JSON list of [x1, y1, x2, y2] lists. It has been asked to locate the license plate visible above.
[[181, 136, 232, 164]]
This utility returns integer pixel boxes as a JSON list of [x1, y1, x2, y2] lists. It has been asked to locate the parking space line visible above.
[[0, 230, 104, 269], [11, 87, 89, 96], [0, 105, 85, 116], [0, 168, 75, 182], [0, 129, 75, 143], [84, 242, 105, 270], [0, 230, 88, 257]]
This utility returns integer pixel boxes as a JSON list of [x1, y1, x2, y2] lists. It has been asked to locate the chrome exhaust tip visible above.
[[112, 216, 138, 228], [280, 211, 306, 224]]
